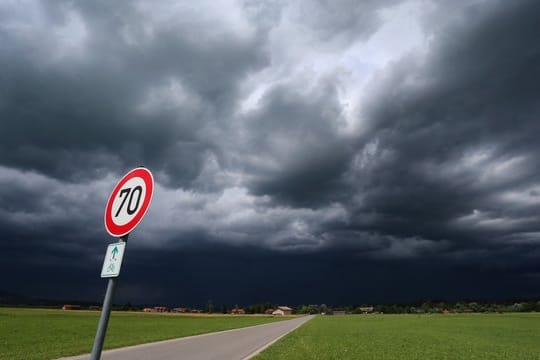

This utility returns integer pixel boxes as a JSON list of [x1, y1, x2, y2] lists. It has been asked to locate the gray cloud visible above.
[[0, 0, 268, 185], [349, 0, 540, 256], [228, 78, 354, 206], [293, 0, 404, 45]]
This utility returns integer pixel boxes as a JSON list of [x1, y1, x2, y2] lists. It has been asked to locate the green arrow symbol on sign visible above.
[[111, 245, 119, 260]]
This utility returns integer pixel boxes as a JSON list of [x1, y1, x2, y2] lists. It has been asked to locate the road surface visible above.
[[60, 315, 313, 360]]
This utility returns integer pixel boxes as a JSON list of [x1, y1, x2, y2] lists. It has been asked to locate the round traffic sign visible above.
[[104, 167, 154, 237]]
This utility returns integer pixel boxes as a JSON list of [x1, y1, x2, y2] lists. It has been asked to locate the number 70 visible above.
[[115, 186, 143, 217]]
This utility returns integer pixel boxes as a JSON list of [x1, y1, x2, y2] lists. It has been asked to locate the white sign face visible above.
[[104, 167, 154, 238], [111, 177, 147, 227], [101, 242, 126, 278]]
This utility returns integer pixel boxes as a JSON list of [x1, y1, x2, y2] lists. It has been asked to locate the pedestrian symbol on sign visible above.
[[101, 242, 125, 278], [111, 245, 119, 260]]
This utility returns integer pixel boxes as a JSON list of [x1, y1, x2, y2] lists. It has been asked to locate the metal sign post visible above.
[[90, 167, 154, 359], [90, 235, 128, 360]]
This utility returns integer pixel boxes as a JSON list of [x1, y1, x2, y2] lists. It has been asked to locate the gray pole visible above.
[[90, 234, 128, 360]]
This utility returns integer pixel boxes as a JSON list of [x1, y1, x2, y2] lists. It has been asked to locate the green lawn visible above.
[[256, 313, 540, 360], [0, 307, 288, 360]]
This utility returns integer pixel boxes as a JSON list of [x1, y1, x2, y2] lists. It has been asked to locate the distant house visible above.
[[143, 308, 154, 312], [265, 308, 275, 315], [278, 306, 292, 315], [273, 306, 292, 316], [154, 306, 168, 312], [191, 309, 203, 314], [172, 307, 188, 313], [231, 308, 245, 315], [62, 304, 81, 311], [359, 306, 374, 314]]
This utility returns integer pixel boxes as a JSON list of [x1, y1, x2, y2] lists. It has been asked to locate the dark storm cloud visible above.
[[4, 245, 537, 305], [0, 0, 267, 185], [348, 0, 540, 258], [231, 80, 354, 206], [1, 0, 540, 304], [0, 166, 115, 267], [294, 0, 403, 45]]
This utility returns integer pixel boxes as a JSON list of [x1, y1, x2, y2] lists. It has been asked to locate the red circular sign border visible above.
[[104, 167, 154, 237]]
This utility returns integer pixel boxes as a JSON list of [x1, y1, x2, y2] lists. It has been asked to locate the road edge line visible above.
[[241, 315, 315, 360]]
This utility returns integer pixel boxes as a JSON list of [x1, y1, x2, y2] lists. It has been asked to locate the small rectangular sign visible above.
[[101, 242, 126, 278]]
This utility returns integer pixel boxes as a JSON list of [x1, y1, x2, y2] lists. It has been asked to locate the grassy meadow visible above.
[[256, 313, 540, 360], [0, 307, 289, 360]]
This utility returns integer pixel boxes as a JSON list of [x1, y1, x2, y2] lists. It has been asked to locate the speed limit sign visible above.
[[93, 167, 154, 359], [104, 167, 154, 237]]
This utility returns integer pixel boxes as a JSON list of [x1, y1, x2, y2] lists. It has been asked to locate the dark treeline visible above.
[[3, 290, 540, 314], [294, 300, 540, 314], [129, 299, 540, 314]]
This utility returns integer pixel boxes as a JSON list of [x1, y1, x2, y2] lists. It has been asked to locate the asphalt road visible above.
[[60, 315, 314, 360]]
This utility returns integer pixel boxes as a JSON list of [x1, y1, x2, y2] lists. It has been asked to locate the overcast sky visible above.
[[1, 0, 540, 306]]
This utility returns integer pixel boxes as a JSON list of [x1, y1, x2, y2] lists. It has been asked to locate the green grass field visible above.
[[0, 307, 288, 360], [256, 313, 540, 360]]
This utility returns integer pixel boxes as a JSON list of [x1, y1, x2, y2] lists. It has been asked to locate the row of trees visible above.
[[215, 303, 275, 314], [114, 300, 540, 314], [293, 301, 540, 314], [376, 301, 540, 314]]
